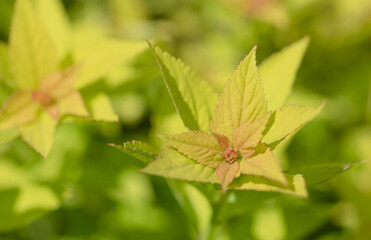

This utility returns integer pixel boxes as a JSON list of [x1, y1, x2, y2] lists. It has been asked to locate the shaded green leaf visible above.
[[163, 131, 224, 168], [260, 37, 310, 110], [9, 0, 58, 89], [211, 47, 268, 139], [286, 161, 365, 186], [109, 141, 158, 164], [141, 148, 219, 184], [148, 42, 219, 131]]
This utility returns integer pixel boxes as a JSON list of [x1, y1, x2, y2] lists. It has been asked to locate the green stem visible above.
[[208, 191, 231, 240]]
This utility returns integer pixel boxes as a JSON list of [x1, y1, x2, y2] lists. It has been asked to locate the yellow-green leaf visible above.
[[0, 91, 39, 130], [0, 43, 12, 86], [74, 39, 147, 88], [239, 145, 287, 185], [230, 174, 307, 197], [86, 93, 118, 122], [18, 111, 57, 157], [260, 37, 310, 110], [33, 0, 71, 59], [262, 102, 325, 146], [232, 114, 270, 159], [163, 131, 224, 168], [216, 161, 240, 193], [58, 91, 89, 118], [148, 43, 219, 131], [39, 65, 81, 98], [9, 0, 58, 89], [211, 47, 268, 139], [141, 148, 219, 184]]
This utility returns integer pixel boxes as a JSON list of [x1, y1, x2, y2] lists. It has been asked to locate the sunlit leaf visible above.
[[109, 141, 158, 164], [163, 131, 224, 168], [260, 37, 310, 110], [232, 114, 270, 159], [0, 91, 39, 130], [262, 103, 325, 146], [18, 111, 57, 157], [74, 39, 147, 88], [148, 42, 219, 131], [0, 43, 12, 87], [58, 91, 89, 117], [216, 161, 240, 193], [240, 145, 287, 185], [230, 174, 307, 197], [9, 0, 58, 89], [33, 0, 71, 59], [211, 47, 268, 139], [141, 148, 219, 184]]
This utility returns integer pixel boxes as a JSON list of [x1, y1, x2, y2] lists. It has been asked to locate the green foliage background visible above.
[[0, 0, 371, 239]]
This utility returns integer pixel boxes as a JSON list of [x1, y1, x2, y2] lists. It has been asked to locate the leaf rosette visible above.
[[113, 39, 325, 197]]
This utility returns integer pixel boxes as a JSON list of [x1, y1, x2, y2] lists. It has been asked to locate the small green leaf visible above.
[[0, 91, 39, 130], [9, 0, 58, 89], [260, 37, 310, 110], [18, 111, 57, 157], [216, 161, 240, 193], [0, 161, 59, 232], [148, 42, 219, 131], [109, 141, 158, 164], [286, 161, 365, 186], [212, 47, 268, 139], [163, 131, 224, 168], [141, 148, 219, 184], [230, 174, 307, 197], [232, 114, 270, 159], [33, 0, 71, 59], [240, 145, 287, 185], [74, 39, 147, 88], [0, 128, 18, 145], [86, 93, 118, 122], [262, 102, 325, 146]]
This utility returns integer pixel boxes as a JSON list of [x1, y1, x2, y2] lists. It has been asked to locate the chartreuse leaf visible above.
[[73, 39, 147, 88], [262, 103, 325, 146], [260, 37, 310, 110], [230, 174, 307, 197], [0, 43, 12, 86], [33, 0, 71, 59], [0, 161, 59, 232], [148, 42, 219, 131], [18, 112, 57, 157], [9, 0, 58, 89], [58, 91, 89, 117], [240, 145, 287, 185], [286, 161, 365, 186], [232, 114, 270, 159], [109, 140, 158, 164], [141, 148, 219, 184], [211, 47, 268, 139], [85, 93, 118, 122], [0, 128, 18, 145], [163, 131, 224, 168], [0, 91, 39, 130]]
